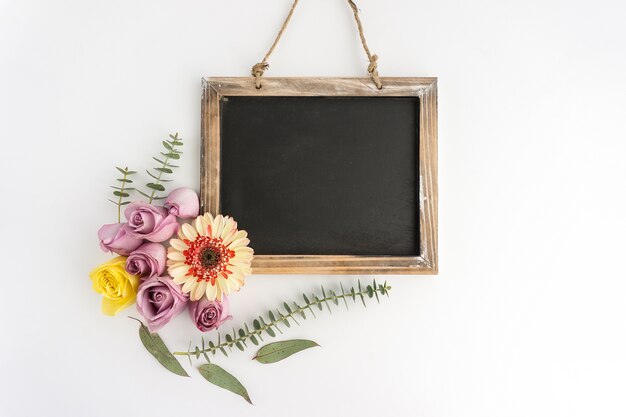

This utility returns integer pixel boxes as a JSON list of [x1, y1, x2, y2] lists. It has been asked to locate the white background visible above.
[[1, 0, 625, 415]]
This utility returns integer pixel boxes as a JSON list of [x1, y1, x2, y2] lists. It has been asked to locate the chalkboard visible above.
[[220, 96, 419, 256], [201, 78, 438, 274]]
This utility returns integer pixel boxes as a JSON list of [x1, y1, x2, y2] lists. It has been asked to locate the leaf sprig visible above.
[[173, 279, 391, 360], [109, 166, 136, 222], [137, 133, 183, 203]]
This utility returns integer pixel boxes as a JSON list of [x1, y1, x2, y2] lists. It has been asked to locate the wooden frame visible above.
[[201, 77, 438, 275]]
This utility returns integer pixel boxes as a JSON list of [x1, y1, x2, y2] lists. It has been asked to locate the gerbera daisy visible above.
[[167, 213, 253, 301]]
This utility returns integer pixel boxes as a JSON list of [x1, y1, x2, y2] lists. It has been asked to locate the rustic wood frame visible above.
[[201, 77, 438, 275]]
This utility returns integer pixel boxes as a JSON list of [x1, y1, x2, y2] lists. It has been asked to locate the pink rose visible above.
[[124, 202, 179, 242], [136, 275, 188, 333], [98, 222, 143, 256], [125, 242, 166, 278], [189, 296, 232, 332], [164, 188, 199, 219]]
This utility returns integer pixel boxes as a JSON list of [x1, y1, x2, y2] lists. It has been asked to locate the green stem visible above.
[[148, 134, 181, 204], [172, 283, 391, 358], [117, 170, 129, 223], [149, 159, 168, 205]]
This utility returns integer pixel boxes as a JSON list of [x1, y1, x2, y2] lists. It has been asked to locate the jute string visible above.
[[251, 0, 383, 89]]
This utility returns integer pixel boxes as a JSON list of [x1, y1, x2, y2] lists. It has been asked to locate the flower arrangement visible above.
[[91, 133, 392, 403]]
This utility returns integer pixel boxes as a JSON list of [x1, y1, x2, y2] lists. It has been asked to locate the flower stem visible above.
[[117, 170, 129, 223], [172, 280, 391, 359]]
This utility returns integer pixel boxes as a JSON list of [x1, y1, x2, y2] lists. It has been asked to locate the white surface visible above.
[[1, 0, 626, 415]]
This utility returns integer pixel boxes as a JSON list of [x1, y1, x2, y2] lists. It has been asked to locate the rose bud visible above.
[[189, 296, 232, 332], [125, 242, 166, 278], [164, 188, 199, 219], [124, 202, 179, 243], [98, 222, 143, 256], [136, 275, 188, 333]]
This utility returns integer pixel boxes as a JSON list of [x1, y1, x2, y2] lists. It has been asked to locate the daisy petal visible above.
[[182, 223, 197, 240], [169, 239, 188, 251]]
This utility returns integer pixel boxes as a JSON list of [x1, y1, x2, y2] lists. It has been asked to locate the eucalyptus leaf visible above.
[[146, 182, 165, 191], [152, 157, 179, 167], [132, 318, 188, 377], [136, 189, 152, 199], [198, 364, 252, 404], [253, 339, 319, 364]]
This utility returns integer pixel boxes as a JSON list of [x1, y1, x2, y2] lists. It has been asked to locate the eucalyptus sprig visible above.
[[108, 166, 136, 222], [137, 133, 183, 203], [173, 279, 391, 361]]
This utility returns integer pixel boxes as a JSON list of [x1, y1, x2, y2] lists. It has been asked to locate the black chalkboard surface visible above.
[[219, 96, 419, 256]]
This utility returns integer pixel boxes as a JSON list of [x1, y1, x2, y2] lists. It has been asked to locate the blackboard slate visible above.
[[219, 96, 420, 256]]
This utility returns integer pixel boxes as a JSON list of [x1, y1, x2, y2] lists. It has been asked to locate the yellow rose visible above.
[[90, 256, 139, 316]]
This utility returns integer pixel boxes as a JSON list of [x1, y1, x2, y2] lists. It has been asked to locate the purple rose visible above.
[[136, 275, 188, 333], [165, 188, 199, 219], [189, 296, 232, 332], [98, 222, 143, 256], [124, 202, 179, 243], [125, 242, 166, 278]]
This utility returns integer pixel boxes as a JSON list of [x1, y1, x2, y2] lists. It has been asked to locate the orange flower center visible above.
[[183, 236, 235, 285]]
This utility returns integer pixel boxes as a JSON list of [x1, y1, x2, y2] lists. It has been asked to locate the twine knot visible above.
[[367, 54, 382, 90], [252, 62, 269, 88]]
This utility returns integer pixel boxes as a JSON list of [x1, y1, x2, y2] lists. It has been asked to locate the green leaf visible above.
[[116, 178, 133, 183], [373, 279, 380, 303], [155, 167, 173, 174], [358, 280, 367, 307], [146, 170, 172, 182], [279, 311, 291, 327], [132, 318, 188, 377], [136, 189, 152, 199], [152, 157, 179, 167], [250, 334, 259, 345], [268, 310, 276, 322], [265, 327, 276, 337], [198, 364, 252, 405], [161, 152, 180, 159], [294, 302, 306, 319], [283, 302, 292, 314], [169, 133, 180, 140], [116, 167, 128, 175], [253, 319, 261, 330], [340, 282, 349, 310], [113, 191, 130, 197], [162, 141, 173, 151], [146, 182, 165, 191], [253, 339, 319, 364]]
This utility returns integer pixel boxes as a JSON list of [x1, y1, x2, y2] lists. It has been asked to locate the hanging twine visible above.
[[251, 0, 383, 89]]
